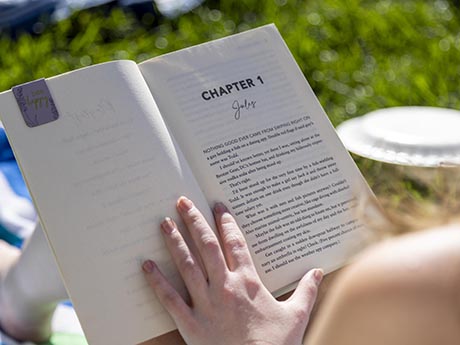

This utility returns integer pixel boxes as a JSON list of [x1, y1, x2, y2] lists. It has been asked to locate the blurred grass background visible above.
[[1, 0, 460, 227]]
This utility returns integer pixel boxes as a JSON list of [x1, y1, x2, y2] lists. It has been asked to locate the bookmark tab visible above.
[[12, 78, 59, 127]]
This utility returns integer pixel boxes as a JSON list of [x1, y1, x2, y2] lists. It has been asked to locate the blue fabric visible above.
[[0, 128, 14, 160], [0, 161, 30, 201], [0, 129, 30, 201], [0, 127, 31, 247], [0, 223, 22, 248]]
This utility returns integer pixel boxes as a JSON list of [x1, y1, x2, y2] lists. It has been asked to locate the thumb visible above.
[[288, 268, 323, 316]]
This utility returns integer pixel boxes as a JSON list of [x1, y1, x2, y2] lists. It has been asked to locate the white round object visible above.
[[336, 106, 460, 167]]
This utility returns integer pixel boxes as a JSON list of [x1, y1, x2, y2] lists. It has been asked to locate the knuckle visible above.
[[189, 217, 212, 236], [189, 215, 202, 227], [178, 256, 203, 282], [220, 213, 236, 226], [179, 256, 196, 272], [224, 233, 247, 250], [201, 236, 220, 252], [221, 281, 238, 301], [292, 306, 310, 322], [160, 288, 180, 308], [220, 217, 240, 235], [243, 276, 260, 289], [219, 274, 249, 303], [243, 277, 262, 298], [176, 240, 189, 252], [188, 210, 205, 227]]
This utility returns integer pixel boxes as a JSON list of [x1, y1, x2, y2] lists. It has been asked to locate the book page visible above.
[[139, 25, 373, 293], [0, 61, 213, 345]]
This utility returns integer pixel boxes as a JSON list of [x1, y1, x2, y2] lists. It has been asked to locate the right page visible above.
[[139, 24, 374, 293]]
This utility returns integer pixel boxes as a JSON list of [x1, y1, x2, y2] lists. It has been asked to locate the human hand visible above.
[[142, 197, 323, 345]]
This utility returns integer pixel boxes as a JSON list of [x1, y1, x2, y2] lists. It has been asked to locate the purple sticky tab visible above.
[[12, 78, 59, 127]]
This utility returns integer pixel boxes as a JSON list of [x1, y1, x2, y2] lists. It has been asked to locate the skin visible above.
[[0, 240, 19, 275], [141, 200, 460, 345], [305, 225, 460, 345], [141, 197, 323, 345], [139, 271, 340, 345], [0, 238, 57, 343], [2, 198, 459, 344]]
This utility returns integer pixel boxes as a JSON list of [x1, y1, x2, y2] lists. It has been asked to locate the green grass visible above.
[[2, 0, 459, 124], [1, 0, 459, 217]]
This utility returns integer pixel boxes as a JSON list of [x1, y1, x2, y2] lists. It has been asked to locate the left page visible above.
[[0, 61, 214, 345]]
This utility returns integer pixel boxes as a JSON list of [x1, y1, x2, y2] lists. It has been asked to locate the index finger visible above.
[[213, 202, 255, 272]]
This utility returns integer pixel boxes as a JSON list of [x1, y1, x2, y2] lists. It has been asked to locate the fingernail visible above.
[[313, 269, 324, 286], [142, 260, 155, 273], [178, 196, 193, 212], [214, 202, 228, 214], [161, 217, 175, 234]]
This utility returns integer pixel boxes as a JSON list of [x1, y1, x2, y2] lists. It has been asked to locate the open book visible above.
[[0, 24, 373, 345]]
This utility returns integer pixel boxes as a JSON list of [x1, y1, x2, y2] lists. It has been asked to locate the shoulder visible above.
[[306, 225, 460, 345], [356, 224, 460, 298]]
